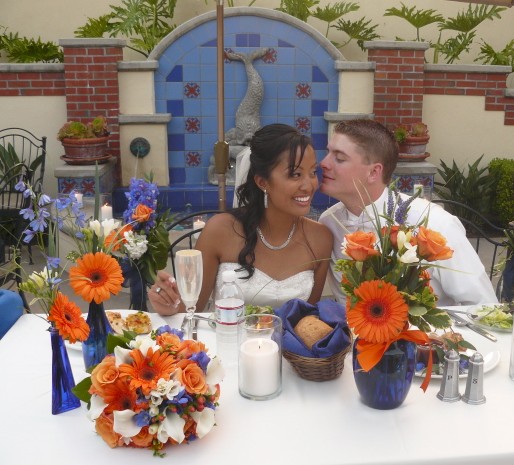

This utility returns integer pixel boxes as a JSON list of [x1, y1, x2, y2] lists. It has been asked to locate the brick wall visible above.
[[0, 66, 65, 96]]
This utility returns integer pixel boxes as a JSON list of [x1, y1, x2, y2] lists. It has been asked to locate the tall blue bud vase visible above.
[[50, 327, 80, 415], [82, 300, 114, 370], [353, 339, 417, 410]]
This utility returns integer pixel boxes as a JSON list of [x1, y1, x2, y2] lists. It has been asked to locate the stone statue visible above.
[[208, 47, 269, 185]]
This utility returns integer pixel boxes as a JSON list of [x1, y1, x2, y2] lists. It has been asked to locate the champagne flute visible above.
[[175, 249, 203, 339]]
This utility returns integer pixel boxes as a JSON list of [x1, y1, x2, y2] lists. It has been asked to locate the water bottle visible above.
[[215, 270, 245, 367]]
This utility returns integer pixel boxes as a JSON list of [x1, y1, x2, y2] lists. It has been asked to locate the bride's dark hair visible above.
[[232, 123, 312, 278]]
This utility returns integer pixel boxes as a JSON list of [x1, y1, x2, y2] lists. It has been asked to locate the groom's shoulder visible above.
[[319, 202, 343, 223]]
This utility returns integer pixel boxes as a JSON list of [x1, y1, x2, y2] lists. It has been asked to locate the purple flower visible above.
[[38, 194, 52, 207], [190, 351, 210, 372], [22, 229, 36, 243], [19, 207, 35, 221], [46, 256, 61, 269], [134, 411, 151, 427], [15, 179, 26, 192]]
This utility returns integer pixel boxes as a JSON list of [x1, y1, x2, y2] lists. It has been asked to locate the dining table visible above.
[[1, 305, 514, 465]]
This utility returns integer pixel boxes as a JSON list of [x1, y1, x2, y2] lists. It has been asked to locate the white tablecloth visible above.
[[1, 308, 514, 465]]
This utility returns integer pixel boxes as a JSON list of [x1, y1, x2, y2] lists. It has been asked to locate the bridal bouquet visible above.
[[73, 326, 224, 456], [335, 188, 456, 390]]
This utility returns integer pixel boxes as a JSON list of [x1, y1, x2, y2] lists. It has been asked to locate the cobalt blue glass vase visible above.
[[50, 327, 80, 415], [82, 300, 114, 370], [353, 339, 417, 410]]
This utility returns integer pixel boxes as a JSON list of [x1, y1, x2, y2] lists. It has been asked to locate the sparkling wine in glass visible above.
[[175, 249, 203, 339]]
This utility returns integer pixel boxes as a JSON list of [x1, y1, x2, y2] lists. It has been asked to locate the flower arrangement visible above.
[[72, 325, 224, 456], [335, 187, 457, 390]]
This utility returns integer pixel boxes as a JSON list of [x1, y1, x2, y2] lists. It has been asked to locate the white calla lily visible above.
[[101, 218, 120, 237], [205, 356, 225, 385], [399, 243, 419, 264], [114, 346, 133, 366], [190, 408, 216, 438], [88, 394, 107, 420], [113, 409, 143, 438], [396, 230, 407, 251], [89, 219, 102, 237], [129, 334, 159, 356], [157, 411, 185, 444]]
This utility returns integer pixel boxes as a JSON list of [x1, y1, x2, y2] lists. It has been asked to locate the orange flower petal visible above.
[[48, 292, 90, 343]]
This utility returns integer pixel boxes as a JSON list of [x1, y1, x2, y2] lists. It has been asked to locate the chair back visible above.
[[0, 289, 24, 339], [167, 210, 222, 277], [432, 199, 506, 282]]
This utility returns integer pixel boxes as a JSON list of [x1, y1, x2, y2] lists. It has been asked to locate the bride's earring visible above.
[[264, 189, 268, 208]]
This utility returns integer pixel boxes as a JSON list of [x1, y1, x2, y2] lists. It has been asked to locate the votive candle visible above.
[[100, 204, 113, 220], [239, 338, 280, 397]]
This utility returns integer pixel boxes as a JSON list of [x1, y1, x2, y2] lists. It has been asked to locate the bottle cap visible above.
[[222, 270, 237, 282]]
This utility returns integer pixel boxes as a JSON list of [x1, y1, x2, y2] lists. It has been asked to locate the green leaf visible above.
[[439, 4, 506, 33], [71, 376, 92, 404], [408, 305, 427, 316]]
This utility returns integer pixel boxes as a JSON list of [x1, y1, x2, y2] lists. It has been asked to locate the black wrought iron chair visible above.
[[432, 199, 509, 299], [0, 128, 47, 265], [167, 210, 222, 277]]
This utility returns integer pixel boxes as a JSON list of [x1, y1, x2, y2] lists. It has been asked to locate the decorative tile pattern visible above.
[[295, 117, 311, 134], [262, 48, 278, 64], [184, 82, 200, 98], [185, 151, 201, 167], [185, 117, 201, 133], [296, 83, 312, 99], [392, 174, 434, 194]]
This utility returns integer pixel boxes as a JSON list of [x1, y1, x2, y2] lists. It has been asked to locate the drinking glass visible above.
[[175, 249, 203, 339]]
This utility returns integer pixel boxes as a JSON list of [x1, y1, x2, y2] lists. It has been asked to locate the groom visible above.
[[318, 119, 498, 307]]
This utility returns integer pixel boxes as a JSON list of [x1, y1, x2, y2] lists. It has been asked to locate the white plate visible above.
[[466, 303, 513, 333], [415, 349, 501, 379], [64, 310, 161, 352]]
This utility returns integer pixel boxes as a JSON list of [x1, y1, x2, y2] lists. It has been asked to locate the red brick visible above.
[[445, 88, 465, 95], [0, 89, 20, 96], [485, 103, 505, 111], [465, 89, 486, 96]]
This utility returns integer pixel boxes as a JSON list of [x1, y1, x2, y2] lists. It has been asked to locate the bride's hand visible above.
[[149, 270, 181, 315]]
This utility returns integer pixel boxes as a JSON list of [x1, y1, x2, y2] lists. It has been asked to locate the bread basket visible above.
[[283, 327, 352, 381]]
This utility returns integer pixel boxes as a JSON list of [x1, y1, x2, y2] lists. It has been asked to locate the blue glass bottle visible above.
[[353, 339, 416, 410], [50, 327, 80, 415], [82, 300, 114, 370]]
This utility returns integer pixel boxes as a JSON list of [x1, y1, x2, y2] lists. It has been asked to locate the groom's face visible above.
[[319, 133, 376, 203]]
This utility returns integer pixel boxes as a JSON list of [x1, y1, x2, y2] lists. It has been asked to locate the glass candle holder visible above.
[[238, 314, 282, 401]]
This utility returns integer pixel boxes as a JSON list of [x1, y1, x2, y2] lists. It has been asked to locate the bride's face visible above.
[[265, 145, 319, 216]]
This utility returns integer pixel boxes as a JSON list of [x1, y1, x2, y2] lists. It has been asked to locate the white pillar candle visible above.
[[413, 183, 424, 197], [101, 204, 113, 220], [193, 219, 205, 239], [239, 338, 280, 397], [74, 192, 83, 205]]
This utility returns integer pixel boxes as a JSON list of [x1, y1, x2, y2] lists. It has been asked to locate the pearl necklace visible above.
[[257, 223, 296, 251]]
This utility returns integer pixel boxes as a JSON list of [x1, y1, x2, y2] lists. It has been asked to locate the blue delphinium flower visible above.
[[123, 177, 159, 230], [190, 351, 211, 372], [20, 207, 35, 221], [134, 410, 151, 427]]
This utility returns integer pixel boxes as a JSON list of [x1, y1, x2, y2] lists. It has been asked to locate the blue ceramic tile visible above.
[[183, 65, 201, 82], [199, 47, 216, 65], [170, 168, 186, 184], [168, 133, 185, 151], [166, 100, 184, 117], [169, 151, 185, 168], [311, 99, 328, 116], [311, 132, 328, 150], [167, 65, 183, 82], [277, 99, 294, 116], [312, 66, 328, 82], [294, 65, 312, 81], [186, 167, 204, 183], [311, 83, 329, 99], [248, 34, 260, 47], [261, 99, 278, 116], [183, 48, 201, 64], [165, 83, 184, 99], [201, 81, 217, 98], [259, 65, 278, 82], [183, 99, 202, 116], [185, 189, 202, 207], [294, 99, 311, 114], [311, 116, 329, 133], [201, 98, 218, 117], [278, 39, 294, 47], [202, 38, 217, 47], [236, 34, 249, 47]]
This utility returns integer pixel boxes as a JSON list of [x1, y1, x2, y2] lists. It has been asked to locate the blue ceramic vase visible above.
[[353, 339, 417, 410], [82, 300, 114, 370], [50, 327, 80, 415]]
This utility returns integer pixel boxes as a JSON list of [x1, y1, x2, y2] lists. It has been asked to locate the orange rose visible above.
[[104, 224, 133, 252], [415, 226, 454, 261], [175, 339, 206, 359], [382, 225, 400, 249], [132, 204, 153, 223], [90, 355, 119, 396], [343, 231, 380, 261], [156, 332, 182, 352], [130, 426, 155, 448], [95, 413, 122, 448], [175, 360, 207, 394]]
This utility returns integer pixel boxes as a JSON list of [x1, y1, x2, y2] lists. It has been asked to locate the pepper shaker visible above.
[[437, 349, 461, 402]]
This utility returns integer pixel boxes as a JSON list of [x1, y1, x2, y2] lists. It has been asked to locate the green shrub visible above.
[[489, 158, 514, 226]]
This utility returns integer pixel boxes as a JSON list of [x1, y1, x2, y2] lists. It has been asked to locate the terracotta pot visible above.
[[61, 136, 109, 160], [398, 135, 429, 155]]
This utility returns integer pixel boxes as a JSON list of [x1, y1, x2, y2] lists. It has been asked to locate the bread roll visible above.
[[294, 315, 333, 349]]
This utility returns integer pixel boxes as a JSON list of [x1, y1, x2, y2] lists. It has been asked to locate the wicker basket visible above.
[[283, 328, 353, 382]]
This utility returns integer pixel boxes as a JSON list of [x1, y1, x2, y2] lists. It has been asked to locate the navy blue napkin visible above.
[[275, 298, 351, 358]]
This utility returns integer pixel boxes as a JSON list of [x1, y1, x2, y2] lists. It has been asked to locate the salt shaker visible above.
[[437, 349, 461, 402], [462, 352, 486, 405]]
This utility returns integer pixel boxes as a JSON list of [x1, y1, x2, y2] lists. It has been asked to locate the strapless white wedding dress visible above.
[[215, 262, 314, 308]]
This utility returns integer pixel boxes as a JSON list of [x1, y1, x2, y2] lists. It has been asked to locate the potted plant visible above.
[[393, 122, 430, 159], [57, 116, 110, 164]]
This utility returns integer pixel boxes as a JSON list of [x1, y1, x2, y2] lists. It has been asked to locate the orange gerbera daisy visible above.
[[100, 378, 139, 415], [347, 280, 408, 344], [119, 348, 176, 396], [104, 224, 133, 252], [48, 292, 90, 343], [69, 252, 124, 304]]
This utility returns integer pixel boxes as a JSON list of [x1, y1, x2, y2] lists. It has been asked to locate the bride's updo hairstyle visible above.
[[233, 123, 312, 278]]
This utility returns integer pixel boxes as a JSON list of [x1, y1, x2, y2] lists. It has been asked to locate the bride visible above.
[[150, 124, 333, 315]]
